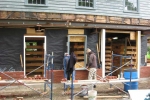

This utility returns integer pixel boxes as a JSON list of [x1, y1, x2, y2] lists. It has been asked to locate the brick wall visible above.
[[140, 66, 150, 78], [0, 71, 24, 80], [46, 69, 102, 83], [0, 67, 150, 83]]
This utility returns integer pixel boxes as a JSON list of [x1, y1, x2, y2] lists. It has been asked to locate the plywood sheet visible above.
[[68, 29, 84, 34], [75, 61, 84, 68], [26, 28, 35, 34]]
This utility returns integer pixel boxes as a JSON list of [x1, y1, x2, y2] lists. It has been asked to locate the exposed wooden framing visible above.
[[0, 19, 150, 30], [106, 30, 134, 33], [0, 11, 150, 27], [24, 36, 46, 77]]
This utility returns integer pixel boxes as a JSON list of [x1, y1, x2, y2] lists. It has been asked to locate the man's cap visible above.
[[86, 48, 91, 53], [64, 53, 69, 56]]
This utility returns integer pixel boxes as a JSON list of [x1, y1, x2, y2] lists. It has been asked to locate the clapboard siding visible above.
[[0, 0, 150, 19]]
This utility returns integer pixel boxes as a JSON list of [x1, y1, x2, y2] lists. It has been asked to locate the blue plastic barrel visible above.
[[123, 69, 138, 92]]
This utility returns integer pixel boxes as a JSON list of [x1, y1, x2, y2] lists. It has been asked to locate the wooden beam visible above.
[[0, 11, 150, 27], [106, 30, 134, 33], [84, 95, 128, 98]]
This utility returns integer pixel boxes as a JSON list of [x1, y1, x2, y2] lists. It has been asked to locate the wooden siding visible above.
[[0, 0, 150, 19]]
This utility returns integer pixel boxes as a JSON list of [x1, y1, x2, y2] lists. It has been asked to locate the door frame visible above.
[[23, 36, 46, 77], [67, 35, 87, 70], [101, 29, 141, 78]]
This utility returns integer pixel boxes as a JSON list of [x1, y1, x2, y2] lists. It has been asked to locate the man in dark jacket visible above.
[[86, 48, 97, 80], [66, 52, 76, 80]]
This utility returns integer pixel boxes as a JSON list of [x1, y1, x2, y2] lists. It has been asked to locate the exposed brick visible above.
[[0, 71, 24, 80], [140, 66, 150, 78], [1, 67, 150, 84]]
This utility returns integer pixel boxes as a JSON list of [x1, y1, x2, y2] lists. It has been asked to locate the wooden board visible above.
[[26, 51, 44, 55], [26, 28, 35, 34], [26, 69, 44, 72], [70, 36, 85, 42], [75, 61, 84, 68], [76, 56, 84, 60], [26, 63, 43, 67], [74, 51, 84, 55], [130, 32, 136, 40], [26, 57, 44, 61], [73, 45, 84, 49], [68, 29, 84, 34]]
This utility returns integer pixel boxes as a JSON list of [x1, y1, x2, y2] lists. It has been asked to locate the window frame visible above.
[[123, 0, 139, 13], [76, 0, 96, 9], [25, 0, 48, 6]]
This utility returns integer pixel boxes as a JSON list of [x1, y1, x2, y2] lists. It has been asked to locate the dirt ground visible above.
[[0, 78, 150, 100]]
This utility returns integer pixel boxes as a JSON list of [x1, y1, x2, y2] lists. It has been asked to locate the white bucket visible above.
[[79, 85, 88, 96], [88, 90, 97, 100]]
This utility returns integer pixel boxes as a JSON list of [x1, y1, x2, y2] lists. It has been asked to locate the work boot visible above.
[[93, 85, 96, 88]]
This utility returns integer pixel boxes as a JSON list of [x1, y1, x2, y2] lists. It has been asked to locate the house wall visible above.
[[45, 29, 99, 69], [141, 33, 150, 66], [0, 0, 149, 19], [45, 29, 68, 70], [0, 28, 25, 72], [141, 34, 147, 66], [0, 28, 98, 71]]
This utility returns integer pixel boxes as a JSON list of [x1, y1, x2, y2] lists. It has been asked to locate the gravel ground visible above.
[[0, 78, 150, 100]]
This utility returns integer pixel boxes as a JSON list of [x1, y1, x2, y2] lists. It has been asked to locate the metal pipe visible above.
[[50, 52, 54, 100], [0, 80, 16, 91], [75, 61, 131, 96]]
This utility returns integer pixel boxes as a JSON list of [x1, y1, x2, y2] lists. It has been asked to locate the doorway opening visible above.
[[24, 36, 46, 77], [67, 35, 87, 69], [105, 33, 137, 76]]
